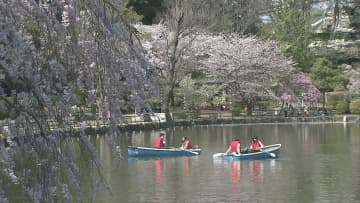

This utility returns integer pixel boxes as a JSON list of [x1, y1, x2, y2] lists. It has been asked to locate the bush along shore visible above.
[[87, 114, 360, 134]]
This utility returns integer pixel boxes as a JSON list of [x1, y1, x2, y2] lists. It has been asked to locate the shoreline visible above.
[[106, 114, 360, 133], [1, 115, 359, 137]]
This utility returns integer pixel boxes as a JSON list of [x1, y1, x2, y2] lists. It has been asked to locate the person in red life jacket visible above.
[[225, 139, 241, 154], [154, 133, 165, 149], [249, 137, 264, 152], [180, 136, 193, 149]]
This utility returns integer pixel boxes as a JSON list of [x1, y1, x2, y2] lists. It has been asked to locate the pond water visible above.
[[91, 123, 360, 203]]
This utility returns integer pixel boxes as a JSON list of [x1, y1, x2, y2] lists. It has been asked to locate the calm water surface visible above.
[[92, 123, 360, 203]]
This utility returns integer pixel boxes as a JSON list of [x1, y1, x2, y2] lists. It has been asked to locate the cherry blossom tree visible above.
[[294, 73, 320, 107], [137, 21, 300, 115], [281, 73, 320, 108], [135, 0, 204, 123], [192, 34, 296, 114], [136, 0, 279, 118], [0, 0, 156, 201]]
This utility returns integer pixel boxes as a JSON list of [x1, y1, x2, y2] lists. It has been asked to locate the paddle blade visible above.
[[268, 152, 276, 158], [212, 153, 224, 158], [187, 150, 199, 155]]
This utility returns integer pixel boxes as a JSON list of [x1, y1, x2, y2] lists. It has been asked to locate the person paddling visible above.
[[225, 139, 241, 155], [180, 136, 193, 149], [249, 137, 264, 152], [154, 133, 165, 149]]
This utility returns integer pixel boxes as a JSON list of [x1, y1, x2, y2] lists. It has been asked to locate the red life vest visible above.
[[181, 140, 193, 149], [155, 137, 165, 148], [230, 140, 240, 153], [251, 141, 262, 151]]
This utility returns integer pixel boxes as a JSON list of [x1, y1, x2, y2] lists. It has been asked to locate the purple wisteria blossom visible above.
[[303, 85, 321, 104]]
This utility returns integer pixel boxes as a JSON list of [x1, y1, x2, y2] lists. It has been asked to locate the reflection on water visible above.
[[155, 159, 163, 191], [269, 159, 279, 173], [182, 157, 189, 176], [250, 160, 263, 184], [230, 161, 240, 190], [226, 160, 266, 191], [92, 123, 360, 203]]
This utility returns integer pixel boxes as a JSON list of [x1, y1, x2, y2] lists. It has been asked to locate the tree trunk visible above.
[[163, 86, 175, 125], [162, 10, 184, 126], [246, 99, 252, 116]]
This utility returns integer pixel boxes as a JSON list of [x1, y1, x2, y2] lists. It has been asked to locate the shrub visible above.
[[326, 92, 351, 113], [335, 100, 349, 114], [350, 100, 360, 114], [256, 101, 273, 111], [327, 92, 344, 109], [231, 107, 243, 116], [174, 111, 188, 120]]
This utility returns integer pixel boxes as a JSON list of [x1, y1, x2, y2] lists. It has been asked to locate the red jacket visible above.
[[181, 140, 193, 149], [155, 137, 165, 148], [230, 140, 240, 153], [251, 141, 262, 151]]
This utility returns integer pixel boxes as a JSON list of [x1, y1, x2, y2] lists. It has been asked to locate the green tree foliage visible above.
[[310, 58, 349, 92], [188, 0, 272, 34], [310, 58, 349, 106], [314, 47, 355, 66], [121, 0, 144, 23], [335, 99, 350, 114], [261, 1, 314, 72], [126, 0, 164, 24], [350, 100, 360, 114]]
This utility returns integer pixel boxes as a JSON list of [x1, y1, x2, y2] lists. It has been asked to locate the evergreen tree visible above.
[[262, 0, 314, 73], [310, 58, 349, 107], [126, 0, 164, 24]]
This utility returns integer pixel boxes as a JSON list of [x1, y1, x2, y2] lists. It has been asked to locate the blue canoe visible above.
[[221, 144, 281, 161], [127, 146, 201, 157]]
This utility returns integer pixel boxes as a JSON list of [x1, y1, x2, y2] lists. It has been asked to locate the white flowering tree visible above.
[[137, 21, 299, 114], [136, 0, 281, 119], [0, 0, 156, 202], [135, 0, 204, 123], [192, 34, 296, 114]]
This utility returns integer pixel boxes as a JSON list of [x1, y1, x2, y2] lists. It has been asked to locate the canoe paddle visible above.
[[264, 151, 276, 158], [212, 153, 225, 158], [185, 150, 199, 155]]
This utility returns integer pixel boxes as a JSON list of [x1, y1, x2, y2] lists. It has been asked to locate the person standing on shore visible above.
[[304, 104, 309, 116]]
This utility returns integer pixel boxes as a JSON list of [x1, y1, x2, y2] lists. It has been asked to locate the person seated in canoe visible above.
[[154, 133, 165, 149], [180, 136, 193, 149], [225, 139, 241, 155], [249, 137, 264, 152]]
